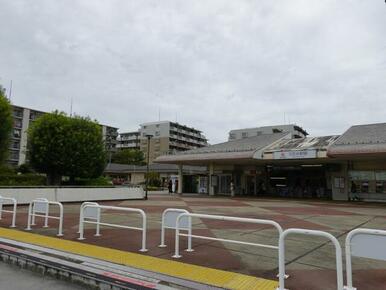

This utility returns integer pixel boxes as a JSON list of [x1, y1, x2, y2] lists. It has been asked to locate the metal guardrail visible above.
[[159, 208, 191, 249], [78, 204, 148, 252], [0, 195, 17, 228], [172, 213, 284, 261], [26, 198, 64, 236], [344, 228, 386, 290], [77, 202, 101, 235], [277, 228, 343, 290]]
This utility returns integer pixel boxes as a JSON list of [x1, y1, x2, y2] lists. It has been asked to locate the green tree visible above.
[[0, 85, 12, 165], [28, 111, 107, 185], [145, 171, 161, 187], [111, 149, 145, 165]]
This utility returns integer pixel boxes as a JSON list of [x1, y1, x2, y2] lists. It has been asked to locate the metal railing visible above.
[[78, 204, 148, 252], [172, 213, 284, 261], [344, 228, 386, 290], [0, 195, 17, 228], [277, 228, 343, 290], [26, 198, 64, 236], [159, 208, 191, 249], [77, 202, 101, 235]]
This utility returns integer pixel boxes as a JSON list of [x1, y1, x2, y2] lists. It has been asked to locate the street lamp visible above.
[[145, 134, 153, 200]]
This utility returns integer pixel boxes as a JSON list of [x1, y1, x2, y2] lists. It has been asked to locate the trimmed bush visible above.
[[0, 174, 47, 186], [61, 176, 112, 186]]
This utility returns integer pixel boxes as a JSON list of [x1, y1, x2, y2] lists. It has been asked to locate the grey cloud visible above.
[[0, 0, 385, 143]]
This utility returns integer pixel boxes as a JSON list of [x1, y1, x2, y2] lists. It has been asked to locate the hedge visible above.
[[0, 174, 47, 186]]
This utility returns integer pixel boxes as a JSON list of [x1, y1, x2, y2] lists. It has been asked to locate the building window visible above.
[[30, 111, 42, 121], [9, 151, 19, 161], [14, 119, 22, 128], [229, 133, 235, 140], [13, 129, 21, 138], [155, 131, 160, 136], [11, 140, 20, 149], [13, 108, 23, 118], [242, 132, 248, 138], [361, 181, 369, 193]]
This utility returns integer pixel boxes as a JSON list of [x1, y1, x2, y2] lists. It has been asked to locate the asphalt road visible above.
[[0, 262, 86, 290]]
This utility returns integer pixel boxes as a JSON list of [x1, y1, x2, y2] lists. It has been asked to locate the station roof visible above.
[[155, 132, 290, 164], [105, 163, 207, 174], [265, 135, 340, 152], [327, 123, 386, 157]]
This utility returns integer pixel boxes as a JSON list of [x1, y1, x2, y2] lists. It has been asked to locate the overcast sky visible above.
[[0, 0, 385, 143]]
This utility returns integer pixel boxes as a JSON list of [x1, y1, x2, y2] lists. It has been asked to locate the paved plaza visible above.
[[1, 194, 386, 290]]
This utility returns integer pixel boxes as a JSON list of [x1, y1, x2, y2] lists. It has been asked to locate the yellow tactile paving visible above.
[[0, 228, 278, 290]]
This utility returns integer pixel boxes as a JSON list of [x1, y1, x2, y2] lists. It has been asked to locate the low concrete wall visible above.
[[0, 187, 144, 204]]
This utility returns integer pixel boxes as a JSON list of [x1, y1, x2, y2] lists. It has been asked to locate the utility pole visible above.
[[144, 134, 153, 200]]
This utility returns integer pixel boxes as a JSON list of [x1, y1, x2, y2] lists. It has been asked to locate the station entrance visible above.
[[243, 164, 332, 199], [266, 165, 331, 199]]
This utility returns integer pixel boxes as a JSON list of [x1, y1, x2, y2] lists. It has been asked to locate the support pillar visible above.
[[178, 164, 183, 194], [209, 163, 215, 196]]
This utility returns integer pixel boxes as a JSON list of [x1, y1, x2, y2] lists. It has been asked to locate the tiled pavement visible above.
[[1, 194, 386, 290]]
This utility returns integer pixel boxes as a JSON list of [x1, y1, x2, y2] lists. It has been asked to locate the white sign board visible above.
[[351, 233, 386, 261], [164, 210, 190, 230], [34, 201, 48, 214], [273, 149, 317, 160]]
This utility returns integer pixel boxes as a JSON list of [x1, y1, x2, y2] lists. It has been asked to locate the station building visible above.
[[155, 122, 386, 202]]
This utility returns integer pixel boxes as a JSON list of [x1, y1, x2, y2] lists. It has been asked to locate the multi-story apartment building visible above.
[[116, 131, 140, 150], [138, 121, 208, 163], [8, 105, 45, 166], [7, 105, 118, 167], [228, 124, 308, 141]]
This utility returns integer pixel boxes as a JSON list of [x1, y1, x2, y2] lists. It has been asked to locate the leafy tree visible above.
[[145, 171, 161, 187], [0, 85, 12, 165], [111, 149, 145, 165], [28, 111, 107, 185]]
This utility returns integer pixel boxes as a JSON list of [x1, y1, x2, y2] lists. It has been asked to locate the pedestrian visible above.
[[168, 179, 172, 194]]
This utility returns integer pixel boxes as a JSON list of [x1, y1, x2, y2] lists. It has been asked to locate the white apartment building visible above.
[[116, 131, 140, 150], [138, 121, 208, 163], [7, 105, 118, 167]]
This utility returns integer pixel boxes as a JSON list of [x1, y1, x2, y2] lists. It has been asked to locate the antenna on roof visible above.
[[158, 108, 161, 121], [8, 80, 12, 101], [70, 97, 73, 117]]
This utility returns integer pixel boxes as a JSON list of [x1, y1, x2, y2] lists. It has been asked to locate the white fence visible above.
[[78, 204, 148, 252], [159, 208, 191, 249], [26, 198, 64, 236], [277, 228, 344, 290], [0, 195, 17, 228], [344, 228, 386, 290], [0, 187, 144, 204], [2, 197, 386, 289], [172, 213, 283, 260]]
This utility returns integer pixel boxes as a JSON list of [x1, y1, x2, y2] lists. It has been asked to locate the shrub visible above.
[[0, 174, 47, 186], [145, 171, 161, 187], [61, 176, 112, 186]]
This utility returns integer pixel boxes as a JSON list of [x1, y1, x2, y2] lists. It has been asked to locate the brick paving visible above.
[[1, 194, 386, 290]]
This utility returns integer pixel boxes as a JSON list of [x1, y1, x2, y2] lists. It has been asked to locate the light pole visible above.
[[145, 134, 153, 200]]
